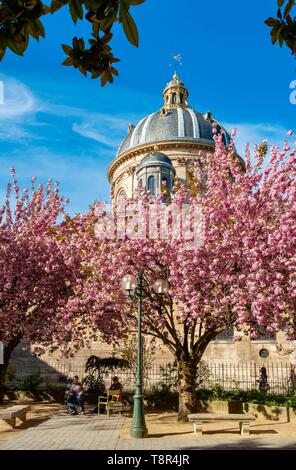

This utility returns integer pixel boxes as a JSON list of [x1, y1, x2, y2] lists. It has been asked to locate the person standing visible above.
[[257, 367, 270, 392]]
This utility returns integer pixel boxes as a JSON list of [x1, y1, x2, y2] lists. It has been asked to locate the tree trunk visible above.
[[0, 361, 8, 404], [0, 336, 21, 403], [177, 359, 197, 422]]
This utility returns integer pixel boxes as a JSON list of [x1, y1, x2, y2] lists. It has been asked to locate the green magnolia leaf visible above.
[[35, 19, 45, 38], [130, 0, 145, 5], [62, 43, 72, 54], [91, 70, 101, 79], [51, 0, 69, 14], [0, 28, 7, 50], [42, 4, 51, 14], [100, 10, 117, 30], [101, 69, 109, 86], [265, 17, 280, 27], [0, 49, 6, 61], [92, 22, 99, 37], [120, 0, 130, 18], [73, 36, 78, 48], [79, 66, 87, 76], [110, 65, 119, 76], [278, 33, 285, 47], [271, 23, 284, 44], [284, 0, 294, 18], [277, 0, 285, 7], [78, 37, 85, 50], [28, 21, 40, 40], [7, 37, 26, 56], [69, 0, 83, 24], [121, 11, 138, 46], [62, 56, 73, 65]]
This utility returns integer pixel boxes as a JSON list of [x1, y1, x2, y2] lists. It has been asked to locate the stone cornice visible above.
[[108, 139, 215, 182]]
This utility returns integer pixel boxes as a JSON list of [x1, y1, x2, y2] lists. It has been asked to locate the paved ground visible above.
[[0, 410, 296, 450]]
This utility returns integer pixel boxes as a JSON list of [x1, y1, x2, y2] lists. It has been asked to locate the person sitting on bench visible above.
[[95, 376, 123, 414], [65, 376, 85, 415], [109, 376, 123, 398]]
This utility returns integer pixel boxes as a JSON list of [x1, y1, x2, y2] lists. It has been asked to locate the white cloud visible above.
[[0, 146, 110, 214], [0, 76, 134, 146], [223, 122, 289, 156], [0, 76, 42, 142], [72, 122, 123, 148], [43, 101, 134, 147], [0, 77, 39, 119]]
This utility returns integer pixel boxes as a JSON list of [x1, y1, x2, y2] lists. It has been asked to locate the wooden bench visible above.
[[0, 405, 31, 429], [188, 413, 256, 436]]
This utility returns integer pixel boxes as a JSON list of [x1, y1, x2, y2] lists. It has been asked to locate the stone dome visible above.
[[116, 72, 230, 158], [137, 152, 174, 171]]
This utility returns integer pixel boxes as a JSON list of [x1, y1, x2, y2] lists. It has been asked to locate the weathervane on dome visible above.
[[169, 53, 183, 77]]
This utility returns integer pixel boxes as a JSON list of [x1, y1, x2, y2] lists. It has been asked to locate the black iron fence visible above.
[[7, 360, 295, 395]]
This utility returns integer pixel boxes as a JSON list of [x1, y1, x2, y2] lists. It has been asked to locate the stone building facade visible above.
[[11, 73, 294, 375], [106, 72, 292, 365], [108, 72, 231, 201]]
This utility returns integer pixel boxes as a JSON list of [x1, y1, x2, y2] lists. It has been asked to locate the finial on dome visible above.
[[162, 73, 189, 110]]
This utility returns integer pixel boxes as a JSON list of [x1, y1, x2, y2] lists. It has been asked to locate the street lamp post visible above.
[[121, 273, 169, 439]]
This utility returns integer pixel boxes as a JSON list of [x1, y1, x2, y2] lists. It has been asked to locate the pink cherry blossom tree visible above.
[[66, 129, 296, 421], [0, 171, 85, 402]]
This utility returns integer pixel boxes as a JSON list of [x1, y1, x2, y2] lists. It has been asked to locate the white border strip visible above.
[[177, 108, 185, 137], [140, 112, 158, 143], [130, 116, 146, 147], [187, 108, 200, 138]]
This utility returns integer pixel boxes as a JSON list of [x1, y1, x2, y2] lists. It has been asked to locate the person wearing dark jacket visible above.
[[257, 367, 270, 392]]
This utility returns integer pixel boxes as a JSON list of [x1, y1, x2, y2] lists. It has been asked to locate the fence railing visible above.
[[8, 360, 294, 395]]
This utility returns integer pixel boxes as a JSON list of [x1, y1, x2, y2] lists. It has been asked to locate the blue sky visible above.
[[0, 0, 295, 214]]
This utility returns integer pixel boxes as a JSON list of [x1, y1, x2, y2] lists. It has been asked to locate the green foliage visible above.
[[114, 334, 160, 389], [0, 0, 47, 60], [144, 386, 296, 411], [265, 1, 296, 55], [3, 366, 18, 391], [196, 386, 296, 407], [0, 0, 145, 85], [82, 373, 106, 394], [82, 354, 128, 393], [156, 361, 211, 392], [19, 371, 43, 391], [157, 363, 178, 392], [4, 367, 44, 391], [144, 389, 178, 410]]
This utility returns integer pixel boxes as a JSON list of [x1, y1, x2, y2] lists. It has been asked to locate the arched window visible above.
[[161, 175, 169, 188], [180, 93, 184, 104], [172, 93, 176, 104], [147, 175, 155, 195], [117, 189, 126, 202]]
